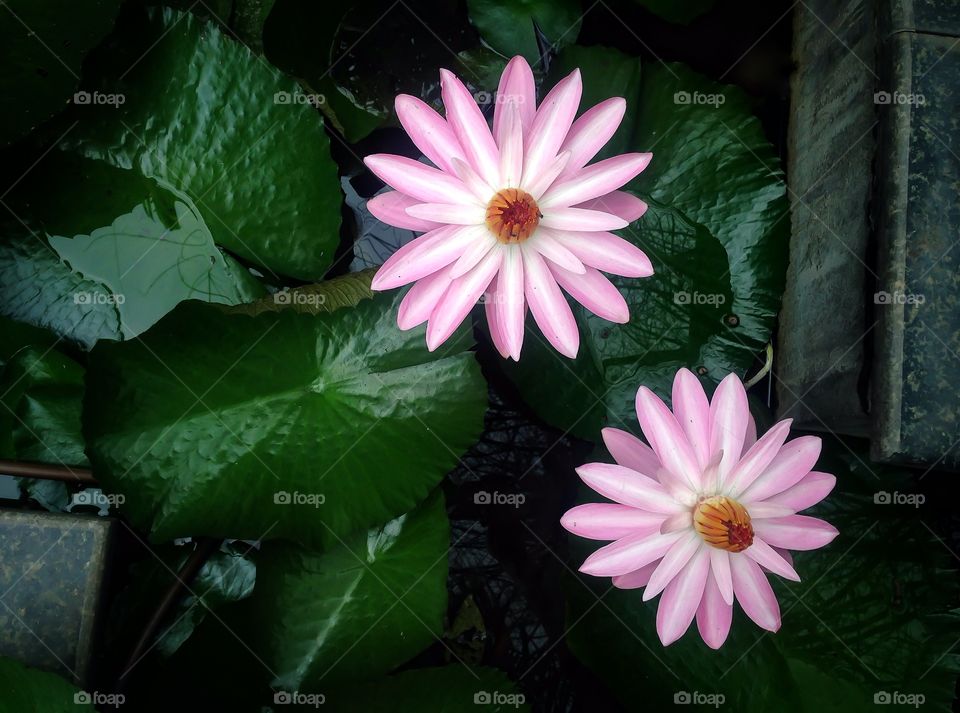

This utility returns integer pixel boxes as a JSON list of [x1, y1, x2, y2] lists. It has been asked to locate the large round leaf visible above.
[[223, 490, 449, 691], [0, 0, 121, 146], [0, 155, 264, 346], [82, 278, 487, 548], [501, 51, 787, 439], [58, 6, 342, 281]]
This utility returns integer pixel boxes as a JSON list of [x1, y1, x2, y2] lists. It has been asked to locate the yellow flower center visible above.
[[485, 188, 541, 243], [693, 496, 754, 552]]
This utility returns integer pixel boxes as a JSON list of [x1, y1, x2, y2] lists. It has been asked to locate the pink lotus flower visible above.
[[363, 56, 654, 360], [562, 369, 839, 648]]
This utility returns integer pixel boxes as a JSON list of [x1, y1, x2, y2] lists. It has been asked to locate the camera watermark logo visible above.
[[274, 491, 326, 508], [674, 291, 726, 307], [72, 490, 125, 508], [473, 691, 525, 707], [874, 691, 924, 707], [873, 91, 926, 106], [274, 288, 326, 307], [674, 691, 725, 707], [74, 691, 125, 707], [274, 91, 326, 107], [874, 290, 924, 306], [273, 691, 325, 707], [74, 291, 125, 306], [473, 91, 526, 107], [673, 91, 725, 107], [474, 490, 525, 508], [73, 91, 125, 107], [873, 491, 925, 508]]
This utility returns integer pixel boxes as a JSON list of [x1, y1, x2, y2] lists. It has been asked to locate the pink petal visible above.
[[656, 547, 710, 645], [763, 471, 837, 512], [739, 436, 823, 504], [449, 232, 497, 278], [660, 511, 693, 533], [367, 191, 443, 232], [743, 413, 758, 455], [550, 264, 629, 323], [539, 207, 628, 232], [484, 273, 511, 358], [744, 536, 800, 581], [450, 157, 496, 202], [371, 224, 484, 290], [600, 427, 661, 477], [440, 69, 501, 187], [522, 69, 582, 188], [744, 502, 796, 519], [612, 561, 659, 589], [364, 154, 478, 205], [405, 202, 486, 225], [497, 100, 524, 188], [395, 94, 465, 175], [730, 554, 781, 632], [524, 151, 571, 200], [696, 570, 733, 649], [574, 191, 648, 223], [425, 247, 502, 350], [725, 419, 793, 497], [558, 97, 627, 178], [397, 265, 454, 329], [520, 244, 579, 358], [644, 532, 703, 601], [708, 373, 750, 487], [540, 153, 653, 209], [531, 229, 585, 274], [549, 229, 653, 278], [560, 503, 664, 540], [672, 368, 711, 471], [709, 548, 734, 605], [492, 55, 536, 143], [635, 386, 702, 491], [494, 246, 525, 360], [579, 530, 682, 577], [752, 515, 839, 551], [575, 463, 682, 513]]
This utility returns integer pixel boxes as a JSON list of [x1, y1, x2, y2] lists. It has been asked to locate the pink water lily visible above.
[[562, 369, 839, 648], [364, 55, 654, 360]]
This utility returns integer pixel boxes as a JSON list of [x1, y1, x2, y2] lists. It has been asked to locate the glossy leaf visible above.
[[227, 490, 449, 690], [83, 285, 486, 548], [59, 6, 342, 280], [466, 0, 583, 63]]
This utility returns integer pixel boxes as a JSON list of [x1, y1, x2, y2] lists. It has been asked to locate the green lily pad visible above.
[[326, 664, 529, 712], [83, 284, 486, 548], [0, 657, 98, 712], [0, 0, 122, 146], [1, 155, 265, 345], [58, 6, 342, 281], [226, 490, 449, 691], [564, 440, 960, 711], [466, 0, 582, 63], [502, 52, 787, 439]]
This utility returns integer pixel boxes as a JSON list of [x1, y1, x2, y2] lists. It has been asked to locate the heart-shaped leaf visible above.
[[58, 6, 342, 280], [83, 282, 486, 548], [0, 657, 97, 712], [220, 490, 449, 691], [466, 0, 582, 63]]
